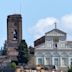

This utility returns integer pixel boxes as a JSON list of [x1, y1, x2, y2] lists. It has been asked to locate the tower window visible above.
[[13, 29, 17, 40]]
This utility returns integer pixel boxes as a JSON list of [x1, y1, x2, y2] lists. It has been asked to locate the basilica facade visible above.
[[34, 28, 72, 69]]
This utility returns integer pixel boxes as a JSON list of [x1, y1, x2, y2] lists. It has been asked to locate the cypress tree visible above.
[[17, 40, 29, 65]]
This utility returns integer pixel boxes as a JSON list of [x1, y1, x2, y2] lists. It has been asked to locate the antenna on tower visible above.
[[20, 0, 22, 14]]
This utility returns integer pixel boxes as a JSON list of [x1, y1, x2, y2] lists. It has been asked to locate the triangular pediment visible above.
[[46, 29, 66, 36]]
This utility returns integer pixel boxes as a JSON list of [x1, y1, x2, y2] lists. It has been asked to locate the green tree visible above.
[[17, 40, 29, 65], [68, 65, 72, 72]]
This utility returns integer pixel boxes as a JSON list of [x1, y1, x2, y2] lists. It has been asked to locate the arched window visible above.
[[13, 29, 17, 40]]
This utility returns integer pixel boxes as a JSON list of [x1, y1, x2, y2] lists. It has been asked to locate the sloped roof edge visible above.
[[45, 28, 66, 35]]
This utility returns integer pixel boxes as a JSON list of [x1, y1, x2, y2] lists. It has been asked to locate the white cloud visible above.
[[29, 13, 72, 40], [35, 17, 59, 32], [61, 14, 72, 29], [29, 17, 59, 39]]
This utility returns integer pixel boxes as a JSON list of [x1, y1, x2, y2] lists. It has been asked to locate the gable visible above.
[[45, 29, 66, 36]]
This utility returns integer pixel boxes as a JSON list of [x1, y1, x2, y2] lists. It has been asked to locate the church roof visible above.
[[34, 36, 45, 46], [45, 28, 66, 35]]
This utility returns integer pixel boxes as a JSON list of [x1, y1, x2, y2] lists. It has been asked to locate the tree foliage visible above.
[[17, 40, 29, 65], [68, 65, 72, 72], [10, 62, 16, 70]]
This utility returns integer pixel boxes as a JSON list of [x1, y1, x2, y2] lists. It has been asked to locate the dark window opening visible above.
[[55, 44, 57, 48], [13, 29, 17, 40]]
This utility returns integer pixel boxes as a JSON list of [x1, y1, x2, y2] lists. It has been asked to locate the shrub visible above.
[[10, 62, 16, 70]]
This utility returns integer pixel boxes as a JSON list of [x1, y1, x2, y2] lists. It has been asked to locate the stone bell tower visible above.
[[7, 14, 22, 60]]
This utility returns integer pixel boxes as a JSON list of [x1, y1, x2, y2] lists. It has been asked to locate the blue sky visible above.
[[0, 0, 72, 48]]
